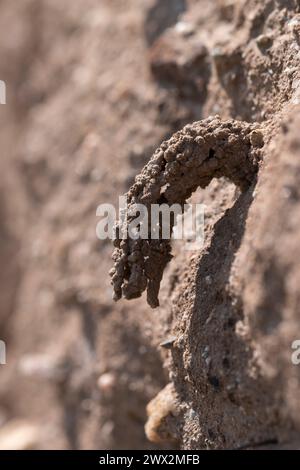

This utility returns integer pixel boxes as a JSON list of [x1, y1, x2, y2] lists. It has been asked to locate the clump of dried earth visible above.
[[1, 0, 300, 450]]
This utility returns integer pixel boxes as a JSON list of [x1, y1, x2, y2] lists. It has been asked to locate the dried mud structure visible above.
[[111, 117, 264, 307]]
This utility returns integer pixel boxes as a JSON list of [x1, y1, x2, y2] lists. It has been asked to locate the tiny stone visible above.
[[175, 21, 195, 37], [250, 130, 264, 148], [256, 34, 272, 49], [97, 373, 116, 393], [159, 336, 177, 350]]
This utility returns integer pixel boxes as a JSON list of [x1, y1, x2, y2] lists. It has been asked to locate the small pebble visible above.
[[159, 336, 177, 350], [256, 34, 273, 49], [250, 130, 264, 148], [175, 21, 195, 37], [97, 373, 116, 393]]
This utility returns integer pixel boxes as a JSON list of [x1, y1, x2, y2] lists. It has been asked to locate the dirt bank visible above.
[[0, 0, 300, 450]]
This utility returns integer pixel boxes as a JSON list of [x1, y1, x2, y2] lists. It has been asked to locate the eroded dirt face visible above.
[[1, 0, 300, 450]]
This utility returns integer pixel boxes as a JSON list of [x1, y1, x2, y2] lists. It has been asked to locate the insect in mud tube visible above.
[[110, 116, 264, 308]]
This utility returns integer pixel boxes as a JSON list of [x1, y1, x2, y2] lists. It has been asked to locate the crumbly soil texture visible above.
[[1, 0, 300, 450]]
